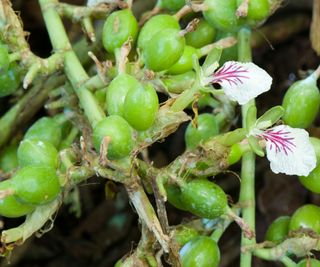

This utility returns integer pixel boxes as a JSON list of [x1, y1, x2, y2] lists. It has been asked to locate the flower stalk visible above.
[[39, 0, 105, 127], [238, 27, 256, 267]]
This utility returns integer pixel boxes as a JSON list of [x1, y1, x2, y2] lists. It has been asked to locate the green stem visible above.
[[39, 0, 105, 127], [238, 27, 256, 267]]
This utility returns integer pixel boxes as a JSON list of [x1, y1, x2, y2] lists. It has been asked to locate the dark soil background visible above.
[[1, 0, 320, 266]]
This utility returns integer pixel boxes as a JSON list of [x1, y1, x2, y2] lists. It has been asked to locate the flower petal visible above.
[[260, 125, 316, 176], [212, 61, 272, 105]]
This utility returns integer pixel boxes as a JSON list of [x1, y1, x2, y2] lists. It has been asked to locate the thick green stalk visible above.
[[39, 0, 105, 127], [238, 27, 256, 267]]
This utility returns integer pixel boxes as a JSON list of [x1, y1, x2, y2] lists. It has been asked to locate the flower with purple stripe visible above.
[[250, 125, 316, 176], [204, 61, 273, 105]]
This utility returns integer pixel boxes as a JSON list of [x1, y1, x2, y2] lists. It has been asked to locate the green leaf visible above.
[[202, 47, 222, 74], [192, 54, 201, 75], [248, 135, 264, 157], [255, 106, 284, 130], [215, 128, 246, 146]]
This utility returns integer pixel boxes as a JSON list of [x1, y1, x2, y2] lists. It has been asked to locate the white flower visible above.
[[251, 125, 316, 176], [209, 61, 273, 105]]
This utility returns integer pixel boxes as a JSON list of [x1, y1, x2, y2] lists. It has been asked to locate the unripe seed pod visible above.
[[180, 179, 228, 219], [138, 14, 180, 51], [142, 28, 185, 72], [180, 236, 220, 267], [282, 74, 320, 129], [12, 166, 61, 205], [102, 9, 138, 54], [0, 180, 35, 218]]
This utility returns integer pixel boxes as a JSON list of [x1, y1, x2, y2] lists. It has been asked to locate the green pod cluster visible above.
[[185, 19, 216, 49], [93, 115, 133, 160], [282, 74, 320, 128], [102, 9, 139, 54], [185, 113, 219, 150], [180, 236, 220, 267], [24, 117, 62, 148], [12, 166, 61, 205], [0, 180, 35, 218], [289, 204, 320, 234], [264, 216, 290, 244]]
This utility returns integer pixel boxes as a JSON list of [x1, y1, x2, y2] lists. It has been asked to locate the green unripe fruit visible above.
[[92, 115, 133, 159], [299, 137, 320, 193], [203, 0, 240, 31], [265, 216, 290, 244], [0, 142, 18, 172], [0, 180, 35, 218], [162, 71, 196, 94], [123, 83, 159, 131], [237, 0, 270, 21], [106, 74, 140, 116], [185, 113, 219, 150], [282, 75, 320, 128], [180, 179, 228, 219], [167, 46, 198, 75], [173, 225, 199, 247], [17, 139, 58, 168], [297, 259, 320, 267], [310, 137, 320, 162], [180, 236, 220, 267], [102, 9, 138, 53], [143, 28, 185, 72], [0, 45, 10, 72], [24, 117, 62, 148], [0, 62, 21, 97], [299, 165, 320, 194], [158, 0, 185, 11], [12, 166, 61, 205], [138, 14, 180, 51], [185, 19, 216, 48], [289, 204, 320, 234], [166, 184, 188, 211]]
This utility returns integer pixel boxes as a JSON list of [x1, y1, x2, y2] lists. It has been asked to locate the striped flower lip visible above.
[[250, 125, 316, 176], [204, 61, 273, 105]]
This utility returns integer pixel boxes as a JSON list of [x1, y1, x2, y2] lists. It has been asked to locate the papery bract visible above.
[[254, 125, 316, 176], [210, 61, 272, 105]]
